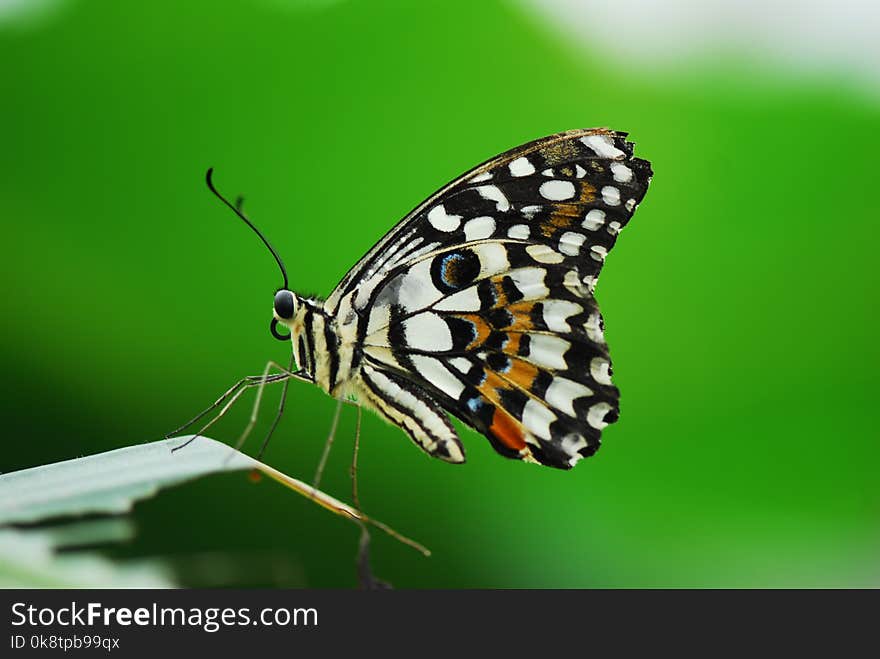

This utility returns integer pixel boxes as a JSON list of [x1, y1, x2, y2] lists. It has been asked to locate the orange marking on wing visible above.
[[508, 311, 535, 331], [505, 333, 523, 354], [542, 182, 598, 236], [489, 406, 526, 451], [506, 301, 538, 331], [441, 253, 474, 287], [453, 313, 493, 349], [502, 358, 540, 392], [539, 140, 579, 165], [577, 180, 597, 203], [477, 369, 509, 396], [478, 275, 520, 310], [507, 300, 537, 315], [541, 212, 574, 237], [474, 366, 534, 454], [491, 278, 508, 307], [550, 204, 582, 218]]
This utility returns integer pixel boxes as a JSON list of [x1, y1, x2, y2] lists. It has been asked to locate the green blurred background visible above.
[[1, 0, 877, 587]]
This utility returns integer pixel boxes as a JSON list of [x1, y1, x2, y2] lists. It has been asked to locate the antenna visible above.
[[205, 168, 289, 290]]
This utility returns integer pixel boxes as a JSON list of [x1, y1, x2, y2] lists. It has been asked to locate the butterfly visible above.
[[206, 129, 651, 470]]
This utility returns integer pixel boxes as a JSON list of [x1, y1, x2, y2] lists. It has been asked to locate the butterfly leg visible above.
[[312, 397, 344, 490], [165, 377, 252, 439], [171, 384, 252, 451], [166, 371, 294, 440], [350, 404, 363, 511], [232, 357, 299, 455], [169, 360, 306, 452], [254, 354, 297, 460]]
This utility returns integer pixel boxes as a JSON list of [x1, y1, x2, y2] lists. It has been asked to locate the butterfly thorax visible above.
[[287, 294, 360, 399]]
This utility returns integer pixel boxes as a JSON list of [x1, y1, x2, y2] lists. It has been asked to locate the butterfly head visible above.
[[271, 289, 321, 377], [270, 289, 298, 341]]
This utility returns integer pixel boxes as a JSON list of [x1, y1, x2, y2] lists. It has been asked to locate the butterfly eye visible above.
[[274, 289, 296, 319]]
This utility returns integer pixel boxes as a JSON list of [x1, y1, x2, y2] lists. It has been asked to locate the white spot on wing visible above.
[[526, 244, 564, 264], [510, 268, 549, 299], [587, 402, 613, 430], [476, 185, 510, 211], [581, 134, 625, 158], [590, 245, 607, 262], [539, 180, 576, 201], [474, 242, 510, 276], [463, 216, 496, 241], [427, 204, 462, 232], [584, 313, 605, 343], [541, 299, 582, 333], [601, 186, 621, 206], [392, 259, 441, 311], [521, 399, 555, 439], [508, 223, 530, 240], [563, 270, 589, 297], [546, 377, 593, 417], [590, 357, 612, 385], [403, 313, 453, 352], [625, 198, 637, 212], [470, 171, 492, 183], [520, 205, 542, 219], [433, 286, 482, 312], [526, 334, 569, 370], [610, 162, 633, 182], [558, 231, 586, 256], [448, 357, 472, 374], [508, 156, 535, 177], [409, 355, 465, 400], [582, 209, 605, 231], [575, 164, 586, 178], [561, 434, 589, 466]]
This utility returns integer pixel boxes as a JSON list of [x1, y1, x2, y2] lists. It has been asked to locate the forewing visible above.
[[325, 128, 651, 314]]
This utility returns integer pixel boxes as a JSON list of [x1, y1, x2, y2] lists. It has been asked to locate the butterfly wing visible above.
[[330, 129, 652, 469]]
